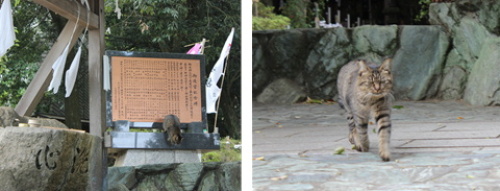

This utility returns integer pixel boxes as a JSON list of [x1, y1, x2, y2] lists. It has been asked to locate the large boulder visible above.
[[252, 35, 270, 95], [454, 0, 500, 36], [475, 0, 500, 36], [392, 26, 449, 100], [252, 29, 326, 96], [0, 127, 101, 190], [107, 166, 137, 191], [428, 3, 458, 33], [352, 25, 398, 56], [305, 28, 351, 98], [256, 78, 306, 104], [437, 65, 467, 100], [430, 0, 500, 36], [463, 37, 500, 106], [437, 48, 468, 100], [452, 18, 494, 67]]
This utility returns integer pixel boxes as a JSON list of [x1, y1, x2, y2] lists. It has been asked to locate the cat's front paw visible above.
[[348, 132, 355, 144], [354, 143, 369, 152], [379, 150, 391, 162]]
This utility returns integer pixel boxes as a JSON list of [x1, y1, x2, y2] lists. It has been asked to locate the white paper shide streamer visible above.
[[64, 45, 82, 97], [48, 44, 71, 94], [49, 0, 89, 96], [0, 0, 16, 57], [205, 28, 234, 114]]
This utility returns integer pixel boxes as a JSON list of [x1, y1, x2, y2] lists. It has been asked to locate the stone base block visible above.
[[0, 126, 102, 191], [114, 149, 201, 166]]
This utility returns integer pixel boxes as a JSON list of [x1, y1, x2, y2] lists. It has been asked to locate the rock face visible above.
[[305, 28, 351, 97], [253, 0, 500, 106], [252, 29, 327, 97], [256, 78, 306, 104], [392, 26, 449, 100], [452, 18, 493, 68], [429, 0, 500, 36], [429, 0, 500, 105], [352, 25, 398, 56], [0, 127, 101, 191], [463, 37, 500, 106], [254, 25, 449, 101], [438, 66, 467, 100], [108, 162, 241, 191]]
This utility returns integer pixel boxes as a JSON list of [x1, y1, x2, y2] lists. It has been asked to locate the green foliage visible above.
[[105, 0, 241, 65], [254, 0, 320, 30], [415, 0, 431, 22], [392, 105, 405, 109], [252, 2, 291, 30], [0, 1, 57, 107], [202, 137, 241, 162], [281, 0, 310, 28], [252, 16, 291, 31]]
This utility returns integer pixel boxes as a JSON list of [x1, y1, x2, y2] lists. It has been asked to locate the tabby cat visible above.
[[163, 114, 183, 145], [337, 59, 393, 161]]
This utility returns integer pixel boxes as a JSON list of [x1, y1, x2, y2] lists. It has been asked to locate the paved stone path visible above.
[[253, 100, 500, 190]]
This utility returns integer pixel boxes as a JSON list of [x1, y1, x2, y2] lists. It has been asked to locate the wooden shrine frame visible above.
[[14, 1, 106, 190]]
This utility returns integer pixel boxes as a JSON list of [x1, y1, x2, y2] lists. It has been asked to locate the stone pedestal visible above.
[[108, 162, 241, 191], [114, 149, 201, 166], [0, 126, 102, 191]]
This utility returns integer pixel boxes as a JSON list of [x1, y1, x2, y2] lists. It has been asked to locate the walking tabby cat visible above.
[[337, 59, 393, 161]]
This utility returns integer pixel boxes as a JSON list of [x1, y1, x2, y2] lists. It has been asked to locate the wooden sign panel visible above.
[[108, 53, 205, 123]]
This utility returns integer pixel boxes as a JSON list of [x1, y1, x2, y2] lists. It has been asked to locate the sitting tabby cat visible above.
[[163, 114, 183, 145], [337, 59, 393, 161]]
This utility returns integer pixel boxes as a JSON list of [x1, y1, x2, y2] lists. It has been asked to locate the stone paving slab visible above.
[[401, 139, 500, 148], [253, 152, 500, 191], [253, 101, 500, 190]]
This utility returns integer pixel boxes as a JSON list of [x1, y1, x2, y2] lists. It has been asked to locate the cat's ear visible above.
[[357, 60, 370, 71], [380, 58, 392, 71], [357, 60, 370, 76]]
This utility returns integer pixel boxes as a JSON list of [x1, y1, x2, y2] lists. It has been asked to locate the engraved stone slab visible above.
[[0, 127, 101, 191]]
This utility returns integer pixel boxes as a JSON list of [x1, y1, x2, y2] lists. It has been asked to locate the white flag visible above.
[[206, 28, 234, 114], [64, 45, 82, 97], [48, 44, 70, 94], [0, 0, 15, 57]]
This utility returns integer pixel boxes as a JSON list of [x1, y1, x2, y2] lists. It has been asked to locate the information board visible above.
[[108, 53, 205, 124]]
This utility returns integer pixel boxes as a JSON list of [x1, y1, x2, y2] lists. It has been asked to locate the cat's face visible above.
[[357, 59, 392, 98]]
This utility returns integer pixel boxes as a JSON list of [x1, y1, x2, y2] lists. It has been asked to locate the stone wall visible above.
[[429, 0, 500, 105], [108, 162, 241, 191], [253, 0, 500, 106]]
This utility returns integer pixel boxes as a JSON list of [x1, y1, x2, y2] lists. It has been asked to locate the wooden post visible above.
[[32, 0, 99, 29], [88, 0, 106, 189], [18, 0, 106, 189], [15, 21, 84, 116]]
